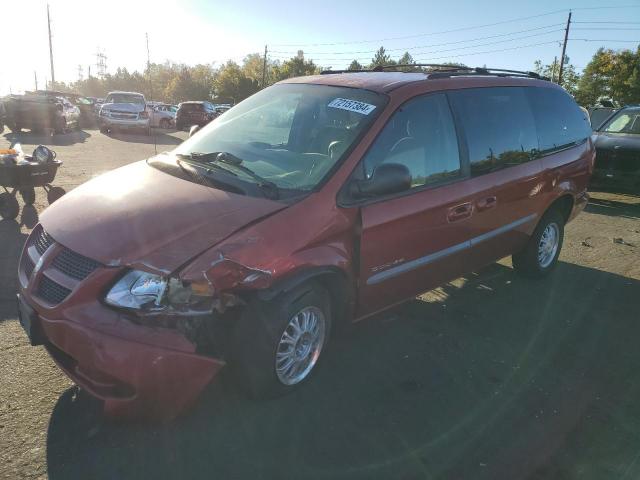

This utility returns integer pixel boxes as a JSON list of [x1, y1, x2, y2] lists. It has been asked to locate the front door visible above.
[[354, 93, 475, 316]]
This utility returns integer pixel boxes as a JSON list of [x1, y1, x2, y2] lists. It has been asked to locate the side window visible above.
[[528, 87, 592, 153], [449, 87, 538, 176], [362, 93, 461, 189]]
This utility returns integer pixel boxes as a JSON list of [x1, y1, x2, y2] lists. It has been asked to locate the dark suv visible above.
[[17, 66, 594, 420], [175, 101, 217, 130]]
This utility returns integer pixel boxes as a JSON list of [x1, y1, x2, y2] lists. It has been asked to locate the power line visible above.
[[271, 5, 640, 47], [271, 10, 569, 47], [270, 32, 565, 62], [411, 40, 564, 62], [270, 24, 565, 55], [569, 38, 640, 42], [573, 21, 640, 24]]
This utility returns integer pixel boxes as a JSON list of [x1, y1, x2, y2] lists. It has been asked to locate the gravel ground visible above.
[[0, 128, 639, 480]]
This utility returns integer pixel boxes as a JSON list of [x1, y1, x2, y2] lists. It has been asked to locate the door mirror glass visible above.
[[350, 163, 412, 198]]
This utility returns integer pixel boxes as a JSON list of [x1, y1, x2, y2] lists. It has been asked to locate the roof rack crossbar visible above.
[[320, 65, 548, 81]]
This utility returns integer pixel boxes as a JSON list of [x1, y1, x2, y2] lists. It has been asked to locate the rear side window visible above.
[[527, 87, 592, 153], [449, 87, 538, 176], [362, 93, 461, 189], [180, 104, 204, 112]]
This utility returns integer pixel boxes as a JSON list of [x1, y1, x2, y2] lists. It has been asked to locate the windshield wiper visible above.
[[184, 151, 280, 200]]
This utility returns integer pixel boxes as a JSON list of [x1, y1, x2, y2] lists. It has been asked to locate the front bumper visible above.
[[21, 294, 224, 420], [99, 116, 149, 130]]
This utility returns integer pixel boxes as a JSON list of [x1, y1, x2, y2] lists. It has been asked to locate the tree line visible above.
[[49, 45, 639, 107]]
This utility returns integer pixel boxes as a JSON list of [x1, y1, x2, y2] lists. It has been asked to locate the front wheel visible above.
[[231, 282, 331, 398], [512, 209, 565, 278]]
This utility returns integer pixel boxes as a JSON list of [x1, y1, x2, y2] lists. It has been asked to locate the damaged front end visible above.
[[103, 255, 273, 357]]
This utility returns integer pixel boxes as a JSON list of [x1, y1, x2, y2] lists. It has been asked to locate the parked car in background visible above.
[[4, 93, 80, 134], [148, 103, 176, 128], [175, 101, 217, 130], [16, 67, 594, 420], [33, 90, 97, 128], [0, 99, 6, 133], [591, 105, 640, 192], [99, 91, 150, 135]]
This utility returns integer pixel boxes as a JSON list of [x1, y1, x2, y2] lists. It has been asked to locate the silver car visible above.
[[149, 104, 176, 129]]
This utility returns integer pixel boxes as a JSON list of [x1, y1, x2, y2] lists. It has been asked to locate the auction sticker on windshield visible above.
[[328, 98, 376, 115]]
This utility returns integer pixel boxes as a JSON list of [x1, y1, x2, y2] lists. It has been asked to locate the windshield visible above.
[[180, 103, 204, 112], [174, 84, 386, 191], [108, 94, 145, 104], [601, 110, 640, 134]]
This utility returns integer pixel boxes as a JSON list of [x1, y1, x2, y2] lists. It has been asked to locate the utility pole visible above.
[[34, 71, 38, 91], [262, 45, 268, 88], [47, 4, 55, 86], [558, 10, 572, 86]]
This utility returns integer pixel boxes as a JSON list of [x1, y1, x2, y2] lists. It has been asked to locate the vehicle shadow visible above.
[[585, 195, 640, 220], [103, 130, 184, 146], [2, 130, 91, 147], [0, 218, 29, 322], [45, 261, 640, 480]]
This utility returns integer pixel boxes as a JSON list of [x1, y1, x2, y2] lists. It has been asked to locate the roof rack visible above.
[[320, 64, 548, 81]]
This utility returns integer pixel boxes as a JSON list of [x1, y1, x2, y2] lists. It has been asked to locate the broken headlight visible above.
[[105, 270, 215, 314]]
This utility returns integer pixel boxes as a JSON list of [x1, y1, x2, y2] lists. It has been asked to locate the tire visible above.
[[55, 118, 66, 135], [159, 118, 170, 129], [231, 281, 332, 398], [175, 122, 183, 131], [99, 125, 109, 134], [19, 188, 36, 205], [47, 186, 66, 205], [0, 192, 19, 220], [512, 208, 565, 278]]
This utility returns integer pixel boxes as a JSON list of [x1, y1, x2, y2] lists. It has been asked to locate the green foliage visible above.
[[213, 60, 259, 104], [575, 47, 640, 107], [272, 53, 320, 81], [348, 60, 363, 70], [534, 59, 580, 96], [370, 46, 395, 68]]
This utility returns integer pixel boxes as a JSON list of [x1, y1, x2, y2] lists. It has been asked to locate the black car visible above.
[[175, 101, 217, 130], [591, 106, 640, 192]]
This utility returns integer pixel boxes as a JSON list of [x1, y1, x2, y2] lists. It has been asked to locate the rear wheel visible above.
[[0, 192, 19, 220], [231, 282, 331, 398], [159, 118, 171, 129], [512, 209, 565, 278], [99, 125, 109, 134]]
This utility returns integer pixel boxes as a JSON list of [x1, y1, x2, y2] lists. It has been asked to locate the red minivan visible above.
[[17, 67, 594, 419]]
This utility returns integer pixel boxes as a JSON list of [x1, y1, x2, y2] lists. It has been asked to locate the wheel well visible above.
[[256, 268, 353, 330], [548, 194, 574, 223]]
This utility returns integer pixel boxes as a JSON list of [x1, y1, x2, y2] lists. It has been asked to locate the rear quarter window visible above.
[[527, 87, 592, 153], [448, 87, 538, 176]]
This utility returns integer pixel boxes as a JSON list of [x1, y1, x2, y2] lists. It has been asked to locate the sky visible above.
[[2, 0, 639, 95]]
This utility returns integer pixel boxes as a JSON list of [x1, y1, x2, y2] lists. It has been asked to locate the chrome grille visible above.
[[52, 248, 101, 280], [37, 276, 72, 305], [32, 227, 54, 255], [23, 256, 35, 279]]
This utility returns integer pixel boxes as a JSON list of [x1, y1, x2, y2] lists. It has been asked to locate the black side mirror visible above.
[[350, 163, 412, 198], [189, 125, 201, 137]]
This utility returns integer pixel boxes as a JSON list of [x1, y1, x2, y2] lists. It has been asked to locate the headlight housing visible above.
[[105, 270, 215, 315]]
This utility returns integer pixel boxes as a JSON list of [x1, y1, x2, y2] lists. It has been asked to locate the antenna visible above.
[[146, 32, 157, 155]]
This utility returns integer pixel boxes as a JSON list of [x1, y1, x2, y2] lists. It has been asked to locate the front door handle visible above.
[[447, 202, 473, 222], [477, 196, 497, 212]]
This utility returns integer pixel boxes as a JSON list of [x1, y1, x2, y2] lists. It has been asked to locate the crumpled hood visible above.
[[102, 102, 146, 113], [40, 159, 286, 272]]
